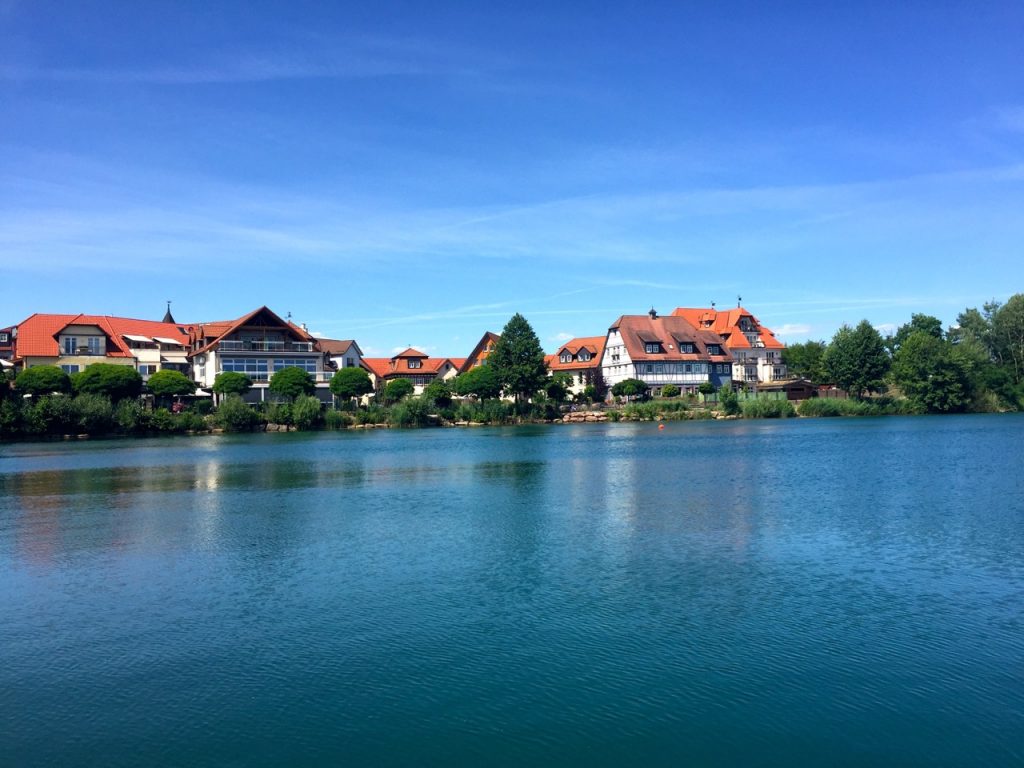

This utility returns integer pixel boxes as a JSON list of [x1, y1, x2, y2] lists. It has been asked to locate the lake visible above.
[[2, 416, 1022, 766]]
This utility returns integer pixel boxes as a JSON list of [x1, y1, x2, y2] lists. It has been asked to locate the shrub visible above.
[[72, 363, 143, 402], [73, 393, 114, 434], [191, 399, 214, 415], [269, 367, 315, 400], [147, 370, 196, 400], [0, 399, 25, 436], [26, 395, 77, 434], [149, 408, 179, 432], [212, 372, 253, 398], [292, 395, 324, 430], [265, 402, 292, 425], [325, 409, 354, 429], [718, 385, 741, 415], [611, 378, 648, 401], [383, 378, 414, 403], [423, 379, 453, 408], [660, 384, 680, 398], [330, 367, 373, 402], [354, 405, 388, 425], [389, 396, 432, 427], [741, 398, 796, 418], [215, 396, 261, 432], [178, 412, 208, 432], [15, 366, 71, 397], [115, 399, 149, 433]]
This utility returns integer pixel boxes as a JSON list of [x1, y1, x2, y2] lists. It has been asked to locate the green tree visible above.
[[147, 370, 196, 401], [890, 313, 944, 354], [214, 395, 260, 431], [383, 378, 414, 403], [718, 384, 740, 415], [891, 331, 974, 413], [292, 394, 324, 430], [990, 294, 1024, 385], [422, 379, 453, 408], [545, 373, 573, 403], [611, 378, 648, 401], [488, 314, 547, 402], [212, 371, 253, 398], [782, 340, 828, 383], [452, 365, 502, 399], [329, 367, 373, 403], [72, 363, 142, 401], [15, 365, 72, 397], [269, 367, 315, 400], [660, 384, 680, 398], [823, 320, 890, 398]]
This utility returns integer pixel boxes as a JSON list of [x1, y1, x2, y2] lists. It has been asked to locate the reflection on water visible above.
[[1, 418, 1023, 767]]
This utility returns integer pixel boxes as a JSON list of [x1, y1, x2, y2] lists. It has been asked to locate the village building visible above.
[[460, 331, 500, 373], [545, 336, 607, 397], [318, 339, 364, 372], [671, 305, 786, 386], [362, 348, 463, 395], [601, 309, 734, 397]]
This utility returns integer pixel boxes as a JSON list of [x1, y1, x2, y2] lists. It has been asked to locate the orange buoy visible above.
[[658, 424, 665, 430]]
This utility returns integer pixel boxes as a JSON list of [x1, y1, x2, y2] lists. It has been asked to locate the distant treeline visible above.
[[782, 294, 1024, 413]]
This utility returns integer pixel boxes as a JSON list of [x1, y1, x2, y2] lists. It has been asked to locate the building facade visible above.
[[362, 348, 462, 395], [601, 310, 734, 396], [671, 305, 786, 386], [545, 336, 607, 397]]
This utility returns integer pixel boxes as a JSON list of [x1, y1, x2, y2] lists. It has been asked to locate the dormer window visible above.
[[560, 352, 572, 364], [408, 359, 422, 369], [578, 350, 591, 362], [679, 343, 696, 354], [707, 344, 722, 356], [644, 342, 663, 354]]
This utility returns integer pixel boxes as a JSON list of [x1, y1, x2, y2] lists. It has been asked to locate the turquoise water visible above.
[[2, 417, 1022, 766]]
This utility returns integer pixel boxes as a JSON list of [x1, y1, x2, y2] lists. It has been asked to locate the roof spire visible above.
[[162, 300, 176, 324], [648, 307, 658, 319], [737, 294, 742, 308]]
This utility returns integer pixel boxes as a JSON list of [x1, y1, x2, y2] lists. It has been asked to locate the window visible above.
[[63, 337, 77, 355], [273, 358, 318, 373], [679, 343, 695, 354], [408, 359, 422, 369], [707, 344, 721, 356], [0, 332, 7, 342], [221, 358, 269, 380], [645, 364, 654, 373], [87, 337, 102, 355], [61, 364, 79, 374], [346, 357, 354, 367], [560, 352, 572, 364], [644, 343, 661, 354], [138, 364, 157, 376], [684, 364, 692, 373], [578, 350, 591, 362]]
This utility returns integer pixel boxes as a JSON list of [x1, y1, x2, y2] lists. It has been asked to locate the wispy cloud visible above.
[[774, 323, 811, 337]]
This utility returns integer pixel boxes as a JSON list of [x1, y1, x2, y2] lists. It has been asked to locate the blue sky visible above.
[[2, 1, 1022, 356]]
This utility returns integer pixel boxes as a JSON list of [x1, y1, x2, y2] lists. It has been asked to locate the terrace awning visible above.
[[123, 334, 154, 343], [153, 336, 185, 346]]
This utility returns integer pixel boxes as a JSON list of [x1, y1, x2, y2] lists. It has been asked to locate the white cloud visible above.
[[774, 323, 811, 337], [311, 330, 326, 338], [874, 323, 897, 335], [551, 331, 574, 342]]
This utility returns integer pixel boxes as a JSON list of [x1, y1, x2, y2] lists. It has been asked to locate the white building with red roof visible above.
[[361, 348, 462, 395], [11, 312, 191, 381], [545, 335, 607, 397], [671, 305, 786, 385], [601, 309, 734, 396]]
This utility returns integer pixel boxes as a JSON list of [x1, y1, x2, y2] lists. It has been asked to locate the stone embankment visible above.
[[561, 411, 608, 423]]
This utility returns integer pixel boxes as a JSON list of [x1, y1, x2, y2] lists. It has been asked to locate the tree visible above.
[[991, 294, 1024, 385], [890, 313, 944, 354], [891, 332, 974, 413], [488, 314, 547, 402], [422, 379, 453, 408], [782, 340, 828, 384], [269, 367, 315, 400], [697, 380, 716, 401], [329, 367, 373, 403], [660, 384, 680, 398], [15, 366, 71, 397], [823, 320, 890, 398], [213, 371, 253, 398], [718, 384, 740, 415], [611, 378, 648, 401], [383, 378, 414, 403], [545, 373, 573, 403], [452, 365, 502, 400], [147, 370, 196, 401], [72, 363, 142, 401]]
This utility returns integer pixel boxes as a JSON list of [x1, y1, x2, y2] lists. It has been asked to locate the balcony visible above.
[[218, 340, 314, 353]]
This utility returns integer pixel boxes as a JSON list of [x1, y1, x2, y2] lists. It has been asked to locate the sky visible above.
[[2, 1, 1022, 356]]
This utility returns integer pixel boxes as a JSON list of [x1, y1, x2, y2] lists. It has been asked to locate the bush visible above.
[[611, 378, 648, 401], [741, 398, 796, 418], [149, 408, 179, 432], [25, 395, 77, 434], [292, 395, 324, 430], [212, 372, 253, 398], [265, 402, 292, 425], [383, 378, 414, 403], [454, 399, 514, 424], [16, 366, 71, 397], [147, 370, 196, 400], [660, 384, 680, 398], [73, 393, 114, 434], [115, 399, 149, 433], [389, 396, 432, 427], [191, 399, 214, 415], [269, 367, 315, 400], [0, 399, 25, 436], [796, 397, 913, 417], [73, 363, 143, 402], [215, 396, 261, 432], [178, 411, 208, 431], [325, 409, 354, 429], [354, 405, 389, 425], [718, 385, 741, 415]]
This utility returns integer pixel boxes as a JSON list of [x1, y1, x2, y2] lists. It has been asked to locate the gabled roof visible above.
[[671, 306, 785, 350], [548, 335, 607, 372], [12, 313, 191, 360], [362, 353, 459, 381], [318, 339, 362, 357], [608, 314, 732, 363], [189, 306, 314, 354], [460, 331, 501, 373], [393, 347, 428, 359]]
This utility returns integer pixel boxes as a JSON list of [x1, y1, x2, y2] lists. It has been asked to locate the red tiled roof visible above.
[[362, 354, 460, 381], [318, 339, 361, 356], [672, 306, 785, 350], [548, 335, 607, 372], [13, 313, 190, 360], [609, 314, 732, 362], [460, 331, 500, 373], [190, 306, 313, 354]]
